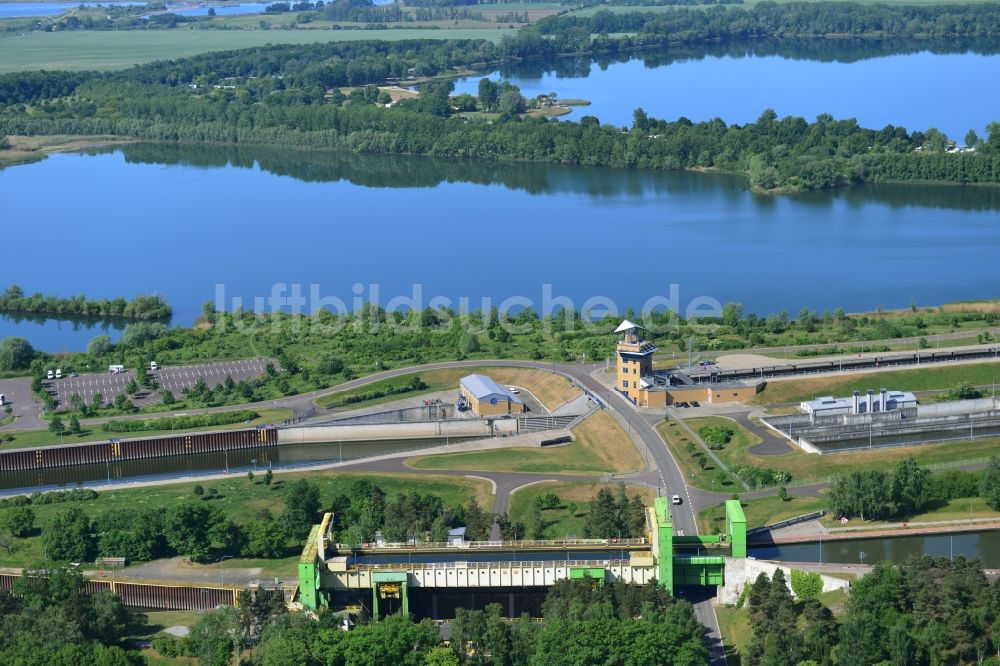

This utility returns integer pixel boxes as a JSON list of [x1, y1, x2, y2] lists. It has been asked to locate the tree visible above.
[[1, 506, 34, 537], [965, 128, 980, 148], [68, 414, 82, 435], [44, 507, 93, 561], [87, 334, 113, 356], [477, 78, 499, 111], [283, 479, 321, 539], [889, 457, 929, 516], [193, 484, 204, 497], [164, 503, 225, 562], [161, 389, 175, 405], [49, 415, 65, 435], [188, 606, 243, 666], [981, 457, 1000, 511], [721, 302, 743, 327], [241, 515, 287, 559], [0, 337, 35, 371], [91, 392, 104, 412], [316, 354, 344, 375], [264, 469, 273, 486]]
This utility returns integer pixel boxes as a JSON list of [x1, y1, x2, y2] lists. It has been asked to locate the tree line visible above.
[[828, 457, 1000, 521], [0, 285, 171, 321]]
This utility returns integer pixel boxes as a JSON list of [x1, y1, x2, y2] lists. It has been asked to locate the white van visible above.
[[108, 364, 125, 374], [0, 393, 6, 406], [55, 369, 62, 379], [47, 370, 54, 380], [150, 361, 158, 371]]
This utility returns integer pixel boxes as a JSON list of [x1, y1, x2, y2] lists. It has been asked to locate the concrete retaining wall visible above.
[[328, 403, 456, 425], [278, 420, 497, 444], [717, 558, 850, 605]]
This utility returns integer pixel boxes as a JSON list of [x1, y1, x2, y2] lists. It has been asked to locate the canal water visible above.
[[0, 437, 461, 492], [749, 529, 1000, 568], [3, 139, 1000, 351]]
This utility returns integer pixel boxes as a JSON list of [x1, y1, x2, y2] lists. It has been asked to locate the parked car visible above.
[[690, 401, 700, 408], [47, 370, 54, 380]]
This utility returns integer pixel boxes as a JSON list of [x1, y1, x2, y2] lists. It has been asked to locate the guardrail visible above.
[[352, 559, 632, 572]]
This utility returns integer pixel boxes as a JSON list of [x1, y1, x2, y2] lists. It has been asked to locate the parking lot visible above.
[[0, 359, 271, 429], [54, 359, 271, 407]]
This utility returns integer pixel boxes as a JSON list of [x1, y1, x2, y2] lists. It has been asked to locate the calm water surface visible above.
[[453, 50, 1000, 140], [0, 1, 146, 17], [2, 142, 999, 350]]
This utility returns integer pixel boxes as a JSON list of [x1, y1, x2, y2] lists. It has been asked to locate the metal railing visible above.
[[340, 537, 647, 551], [352, 559, 632, 572]]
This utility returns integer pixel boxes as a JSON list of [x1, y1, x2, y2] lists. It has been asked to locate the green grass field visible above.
[[753, 360, 1000, 405], [660, 414, 1000, 490], [0, 28, 515, 73], [0, 408, 293, 450], [0, 470, 491, 568], [507, 480, 655, 539], [406, 409, 644, 475]]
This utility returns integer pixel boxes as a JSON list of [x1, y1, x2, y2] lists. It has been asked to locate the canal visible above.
[[0, 437, 465, 493], [750, 529, 1000, 568]]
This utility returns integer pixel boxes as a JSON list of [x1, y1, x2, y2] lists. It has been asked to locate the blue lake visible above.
[[170, 3, 268, 17], [0, 1, 146, 18], [2, 141, 1000, 351], [453, 49, 1000, 142]]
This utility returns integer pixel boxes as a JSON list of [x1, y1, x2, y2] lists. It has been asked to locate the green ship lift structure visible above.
[[298, 498, 747, 616]]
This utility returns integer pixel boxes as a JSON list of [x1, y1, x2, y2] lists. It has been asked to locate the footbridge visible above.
[[297, 498, 747, 617]]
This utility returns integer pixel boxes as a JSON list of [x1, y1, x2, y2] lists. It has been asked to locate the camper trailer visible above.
[[109, 364, 125, 374]]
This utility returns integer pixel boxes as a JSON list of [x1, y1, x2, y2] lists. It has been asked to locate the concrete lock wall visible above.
[[278, 420, 495, 444], [717, 558, 850, 605]]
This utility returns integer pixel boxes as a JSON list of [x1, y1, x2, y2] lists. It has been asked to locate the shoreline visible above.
[[0, 134, 133, 170]]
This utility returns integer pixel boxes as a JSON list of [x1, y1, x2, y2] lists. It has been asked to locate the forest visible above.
[[743, 557, 1000, 666], [1, 4, 999, 191]]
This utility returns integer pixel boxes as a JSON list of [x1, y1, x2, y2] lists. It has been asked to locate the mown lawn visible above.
[[406, 410, 643, 475], [699, 493, 1000, 533], [753, 360, 1000, 405], [507, 480, 655, 539], [0, 408, 293, 451], [0, 470, 491, 568]]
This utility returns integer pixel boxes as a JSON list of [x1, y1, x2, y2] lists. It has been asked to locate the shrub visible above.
[[790, 569, 823, 599], [103, 410, 259, 433], [699, 425, 735, 449]]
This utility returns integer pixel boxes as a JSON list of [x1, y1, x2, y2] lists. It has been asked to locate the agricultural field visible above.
[[0, 27, 516, 73]]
